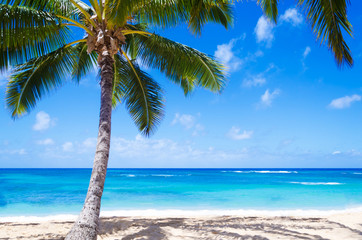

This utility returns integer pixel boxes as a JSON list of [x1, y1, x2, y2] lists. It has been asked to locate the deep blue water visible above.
[[0, 168, 362, 216]]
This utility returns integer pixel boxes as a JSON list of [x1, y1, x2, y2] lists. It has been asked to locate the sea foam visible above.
[[2, 207, 362, 222], [290, 182, 343, 185], [223, 170, 297, 174]]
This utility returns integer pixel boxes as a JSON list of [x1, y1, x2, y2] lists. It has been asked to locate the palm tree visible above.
[[0, 0, 353, 239], [1, 0, 232, 239]]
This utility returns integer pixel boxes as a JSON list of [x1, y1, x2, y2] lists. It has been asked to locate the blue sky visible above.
[[1, 1, 362, 168]]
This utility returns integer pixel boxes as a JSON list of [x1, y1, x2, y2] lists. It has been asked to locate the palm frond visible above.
[[2, 0, 82, 17], [6, 46, 77, 117], [186, 0, 233, 35], [107, 0, 232, 34], [0, 4, 70, 70], [71, 41, 97, 83], [258, 0, 278, 23], [124, 32, 226, 95], [114, 54, 164, 136], [298, 0, 353, 67], [69, 0, 97, 28], [112, 59, 124, 108], [133, 0, 187, 30], [106, 0, 145, 26]]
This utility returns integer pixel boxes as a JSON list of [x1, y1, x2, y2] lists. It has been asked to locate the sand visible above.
[[1, 211, 362, 240]]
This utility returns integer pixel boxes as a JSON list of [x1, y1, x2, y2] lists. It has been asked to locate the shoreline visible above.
[[1, 211, 362, 239], [1, 207, 362, 222]]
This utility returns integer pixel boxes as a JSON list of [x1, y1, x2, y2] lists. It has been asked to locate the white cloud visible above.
[[192, 124, 205, 136], [18, 149, 27, 155], [227, 127, 253, 140], [62, 142, 74, 152], [254, 16, 275, 46], [280, 8, 303, 26], [214, 38, 243, 72], [110, 135, 248, 165], [254, 50, 264, 57], [33, 111, 53, 131], [260, 89, 281, 106], [36, 138, 54, 145], [329, 94, 361, 109], [172, 113, 196, 129], [0, 148, 27, 155], [332, 151, 341, 155], [172, 113, 205, 136], [82, 138, 97, 148], [242, 64, 276, 88], [303, 46, 311, 59], [243, 75, 266, 87]]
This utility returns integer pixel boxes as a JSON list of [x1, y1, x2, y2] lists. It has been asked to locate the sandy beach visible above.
[[1, 211, 361, 240]]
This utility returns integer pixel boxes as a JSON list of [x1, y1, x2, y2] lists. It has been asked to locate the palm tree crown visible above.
[[2, 0, 233, 135]]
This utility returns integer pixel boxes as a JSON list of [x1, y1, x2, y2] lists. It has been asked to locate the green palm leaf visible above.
[[114, 54, 164, 136], [71, 41, 97, 82], [6, 46, 77, 117], [0, 4, 70, 70], [258, 0, 278, 23], [124, 32, 226, 95], [186, 0, 233, 35], [298, 0, 353, 67], [2, 0, 80, 17], [108, 0, 232, 34]]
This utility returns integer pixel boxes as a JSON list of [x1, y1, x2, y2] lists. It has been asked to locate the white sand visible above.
[[1, 211, 362, 239]]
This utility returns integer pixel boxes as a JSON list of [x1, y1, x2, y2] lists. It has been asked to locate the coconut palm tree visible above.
[[1, 0, 353, 239], [1, 0, 232, 238]]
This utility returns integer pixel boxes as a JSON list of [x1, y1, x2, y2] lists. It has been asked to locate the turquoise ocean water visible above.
[[0, 168, 362, 217]]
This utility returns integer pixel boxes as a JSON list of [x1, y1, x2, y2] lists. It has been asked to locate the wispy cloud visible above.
[[303, 46, 311, 59], [172, 113, 196, 129], [62, 142, 74, 152], [110, 135, 248, 166], [82, 138, 97, 148], [243, 75, 266, 88], [280, 8, 303, 26], [0, 148, 27, 155], [214, 38, 243, 72], [242, 64, 275, 88], [329, 94, 361, 109], [172, 113, 205, 136], [227, 127, 253, 140], [36, 138, 55, 145], [260, 89, 281, 106], [254, 16, 275, 47], [332, 151, 341, 155], [301, 46, 311, 70], [33, 111, 55, 131]]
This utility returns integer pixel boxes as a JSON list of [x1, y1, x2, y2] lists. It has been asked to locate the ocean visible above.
[[1, 168, 362, 217]]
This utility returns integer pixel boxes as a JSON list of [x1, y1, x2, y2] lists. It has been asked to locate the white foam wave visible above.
[[121, 174, 191, 177], [353, 172, 362, 175], [290, 182, 343, 185], [3, 207, 362, 222], [151, 174, 174, 177], [253, 171, 297, 174], [222, 170, 297, 174]]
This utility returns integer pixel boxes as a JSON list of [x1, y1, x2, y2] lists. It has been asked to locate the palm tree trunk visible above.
[[65, 53, 114, 240]]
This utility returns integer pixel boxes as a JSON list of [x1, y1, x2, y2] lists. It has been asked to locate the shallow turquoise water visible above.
[[0, 168, 361, 216]]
